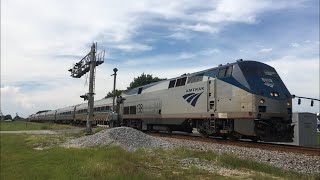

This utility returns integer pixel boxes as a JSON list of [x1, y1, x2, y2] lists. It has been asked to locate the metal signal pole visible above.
[[111, 68, 118, 112], [86, 44, 96, 134], [68, 43, 105, 135]]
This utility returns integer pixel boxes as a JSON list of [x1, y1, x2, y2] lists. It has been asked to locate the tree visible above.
[[4, 114, 12, 120], [104, 89, 123, 99], [128, 73, 166, 89], [103, 73, 165, 99], [13, 113, 24, 121]]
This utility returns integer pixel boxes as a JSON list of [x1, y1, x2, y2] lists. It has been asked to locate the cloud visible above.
[[1, 0, 316, 117], [265, 56, 319, 112], [1, 86, 35, 112], [291, 42, 300, 47], [167, 32, 193, 41], [191, 0, 303, 24], [112, 43, 153, 52], [177, 23, 219, 33], [259, 48, 273, 53]]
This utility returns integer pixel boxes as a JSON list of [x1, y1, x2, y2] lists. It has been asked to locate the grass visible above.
[[1, 134, 319, 180], [0, 121, 77, 131]]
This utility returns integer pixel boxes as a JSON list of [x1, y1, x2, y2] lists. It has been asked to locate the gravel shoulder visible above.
[[62, 127, 171, 151], [158, 137, 320, 174], [62, 127, 320, 175]]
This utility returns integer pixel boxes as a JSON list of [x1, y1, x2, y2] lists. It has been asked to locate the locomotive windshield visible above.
[[239, 62, 279, 78], [236, 61, 291, 100]]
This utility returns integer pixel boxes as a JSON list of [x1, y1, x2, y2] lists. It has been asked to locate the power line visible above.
[[292, 94, 320, 107]]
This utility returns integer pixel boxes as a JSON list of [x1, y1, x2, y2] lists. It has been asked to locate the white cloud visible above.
[[168, 32, 193, 41], [1, 0, 312, 116], [191, 0, 303, 24], [200, 49, 220, 55], [291, 42, 300, 47], [259, 48, 273, 53], [177, 52, 196, 60], [178, 23, 218, 33], [113, 43, 153, 52], [266, 56, 319, 113]]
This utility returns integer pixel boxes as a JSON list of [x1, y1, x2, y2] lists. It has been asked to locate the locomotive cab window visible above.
[[187, 74, 204, 84], [218, 66, 233, 78], [168, 79, 176, 88], [226, 66, 233, 77], [175, 77, 187, 87], [138, 87, 143, 94], [218, 68, 226, 77]]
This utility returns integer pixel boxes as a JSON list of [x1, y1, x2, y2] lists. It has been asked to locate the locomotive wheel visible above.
[[199, 130, 209, 138], [221, 135, 228, 140], [250, 136, 259, 142], [229, 132, 239, 141]]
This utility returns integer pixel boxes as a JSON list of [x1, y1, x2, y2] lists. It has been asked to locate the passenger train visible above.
[[29, 60, 294, 142]]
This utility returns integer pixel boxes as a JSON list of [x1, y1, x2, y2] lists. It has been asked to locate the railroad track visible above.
[[147, 131, 320, 156]]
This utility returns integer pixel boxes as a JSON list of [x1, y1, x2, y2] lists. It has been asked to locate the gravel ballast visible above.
[[63, 127, 320, 174], [158, 137, 320, 174], [62, 127, 172, 151]]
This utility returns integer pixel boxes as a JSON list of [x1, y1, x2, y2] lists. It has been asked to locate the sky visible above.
[[1, 0, 319, 117]]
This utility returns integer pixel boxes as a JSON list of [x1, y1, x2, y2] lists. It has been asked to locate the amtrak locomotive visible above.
[[29, 60, 294, 142]]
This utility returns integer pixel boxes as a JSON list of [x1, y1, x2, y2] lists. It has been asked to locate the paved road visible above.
[[0, 128, 84, 134]]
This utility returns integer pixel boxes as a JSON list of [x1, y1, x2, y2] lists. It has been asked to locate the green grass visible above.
[[0, 121, 77, 131], [1, 134, 319, 180]]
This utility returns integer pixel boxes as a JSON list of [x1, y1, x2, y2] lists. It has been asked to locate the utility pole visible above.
[[111, 68, 118, 112], [68, 43, 105, 134]]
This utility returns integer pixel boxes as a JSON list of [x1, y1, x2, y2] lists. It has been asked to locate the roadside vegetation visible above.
[[0, 121, 77, 131], [1, 134, 318, 180]]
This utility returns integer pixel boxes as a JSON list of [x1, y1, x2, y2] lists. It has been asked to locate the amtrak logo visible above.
[[182, 92, 203, 107]]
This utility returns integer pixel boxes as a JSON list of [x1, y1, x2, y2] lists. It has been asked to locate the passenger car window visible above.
[[130, 106, 136, 114]]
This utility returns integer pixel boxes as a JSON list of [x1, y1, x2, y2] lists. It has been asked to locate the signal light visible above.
[[298, 98, 301, 105], [80, 95, 88, 101]]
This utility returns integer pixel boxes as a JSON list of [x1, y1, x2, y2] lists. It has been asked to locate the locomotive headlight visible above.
[[287, 102, 291, 106], [259, 99, 265, 104]]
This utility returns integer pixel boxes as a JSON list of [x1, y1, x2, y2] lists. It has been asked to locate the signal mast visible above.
[[68, 43, 105, 134]]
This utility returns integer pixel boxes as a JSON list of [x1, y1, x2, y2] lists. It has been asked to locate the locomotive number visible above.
[[137, 104, 143, 113]]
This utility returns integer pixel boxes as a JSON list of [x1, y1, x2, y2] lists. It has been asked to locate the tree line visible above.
[[104, 73, 165, 99]]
